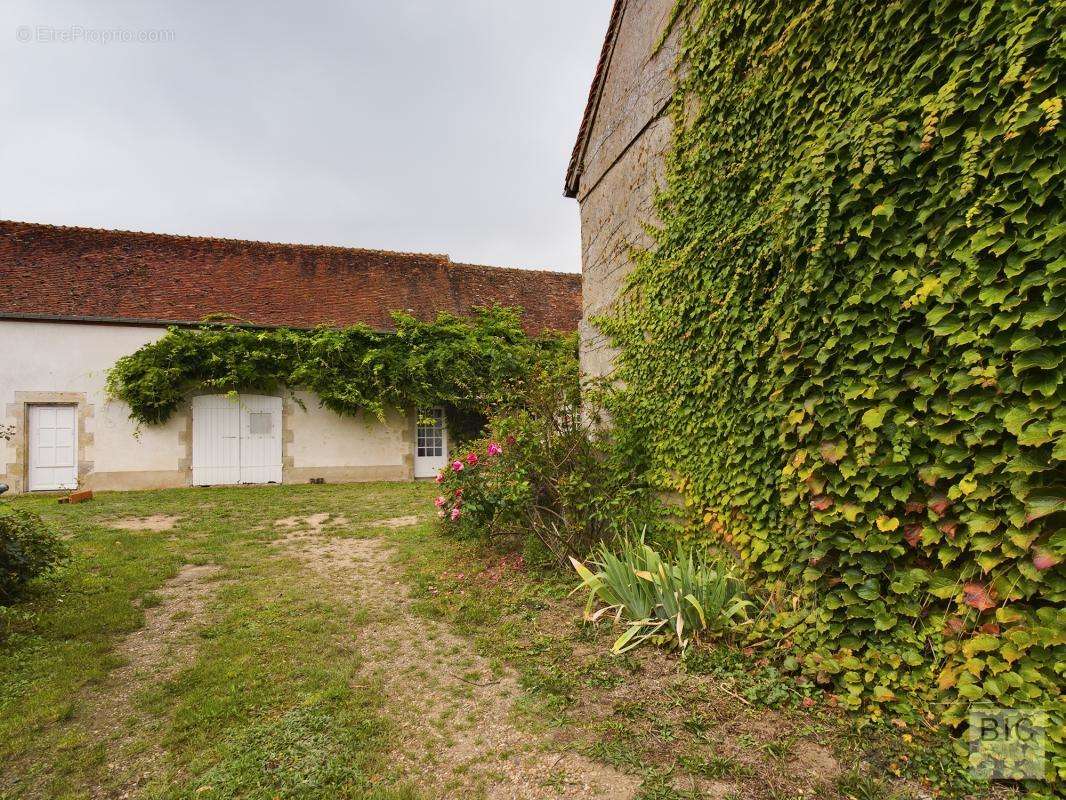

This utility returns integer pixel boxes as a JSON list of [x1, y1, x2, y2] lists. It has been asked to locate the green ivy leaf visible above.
[[1024, 491, 1065, 524], [861, 405, 891, 430]]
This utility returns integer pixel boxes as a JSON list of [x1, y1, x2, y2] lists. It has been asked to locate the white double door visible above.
[[28, 404, 78, 491], [192, 394, 282, 486]]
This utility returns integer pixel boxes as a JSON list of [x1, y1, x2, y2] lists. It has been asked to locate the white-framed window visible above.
[[416, 407, 445, 458]]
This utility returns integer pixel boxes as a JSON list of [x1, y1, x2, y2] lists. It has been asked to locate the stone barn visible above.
[[0, 221, 580, 494]]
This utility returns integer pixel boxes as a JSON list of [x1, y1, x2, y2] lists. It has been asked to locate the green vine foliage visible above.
[[107, 307, 575, 427], [602, 0, 1064, 780]]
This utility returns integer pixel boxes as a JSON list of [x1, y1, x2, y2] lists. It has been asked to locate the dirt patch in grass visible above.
[[369, 515, 423, 528], [275, 529, 639, 799], [108, 514, 183, 532], [83, 563, 222, 798], [534, 612, 856, 799], [271, 514, 353, 564], [274, 512, 349, 534], [669, 776, 738, 799], [789, 740, 841, 785], [123, 564, 222, 674]]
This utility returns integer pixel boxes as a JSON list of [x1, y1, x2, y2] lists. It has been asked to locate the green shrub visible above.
[[0, 505, 68, 604], [571, 532, 750, 653], [434, 350, 658, 563]]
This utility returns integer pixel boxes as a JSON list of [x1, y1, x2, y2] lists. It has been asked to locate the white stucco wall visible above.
[[287, 392, 408, 469], [0, 319, 414, 493]]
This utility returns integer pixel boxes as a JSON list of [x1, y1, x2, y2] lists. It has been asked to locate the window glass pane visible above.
[[249, 412, 272, 435], [416, 407, 445, 460]]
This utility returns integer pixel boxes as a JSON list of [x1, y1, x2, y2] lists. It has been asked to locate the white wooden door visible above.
[[28, 405, 78, 491], [192, 394, 282, 486], [192, 395, 241, 486], [238, 395, 283, 485], [414, 407, 448, 478]]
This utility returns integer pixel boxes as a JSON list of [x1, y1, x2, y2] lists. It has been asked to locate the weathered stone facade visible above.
[[566, 0, 679, 380]]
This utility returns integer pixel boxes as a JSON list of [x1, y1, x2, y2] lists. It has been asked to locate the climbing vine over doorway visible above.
[[107, 306, 576, 426]]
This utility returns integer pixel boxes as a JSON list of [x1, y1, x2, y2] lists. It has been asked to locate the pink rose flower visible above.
[[435, 473, 445, 484], [450, 507, 461, 521], [487, 442, 502, 456], [466, 452, 479, 466], [454, 487, 463, 497], [434, 496, 445, 508], [451, 460, 464, 472]]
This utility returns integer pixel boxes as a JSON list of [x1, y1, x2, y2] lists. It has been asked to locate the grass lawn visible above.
[[0, 484, 1001, 800]]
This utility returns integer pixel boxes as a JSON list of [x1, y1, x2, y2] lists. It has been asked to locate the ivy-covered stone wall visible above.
[[604, 0, 1063, 768]]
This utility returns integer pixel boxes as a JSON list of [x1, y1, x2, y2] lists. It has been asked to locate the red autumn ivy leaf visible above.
[[1032, 549, 1059, 571], [903, 523, 922, 547], [937, 519, 958, 539], [810, 495, 833, 511], [928, 494, 951, 516], [943, 616, 966, 636], [904, 500, 926, 515], [962, 582, 996, 612]]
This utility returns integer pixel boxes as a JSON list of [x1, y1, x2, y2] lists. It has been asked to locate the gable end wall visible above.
[[573, 0, 680, 381]]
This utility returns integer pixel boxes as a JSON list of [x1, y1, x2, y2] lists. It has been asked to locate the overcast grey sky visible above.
[[1, 1, 612, 272]]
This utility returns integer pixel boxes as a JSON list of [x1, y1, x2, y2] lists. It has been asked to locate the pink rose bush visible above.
[[433, 438, 509, 539], [433, 346, 652, 564], [430, 346, 650, 564]]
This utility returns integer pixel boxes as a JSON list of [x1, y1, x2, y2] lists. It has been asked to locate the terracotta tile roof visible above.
[[0, 221, 581, 334], [564, 0, 626, 198]]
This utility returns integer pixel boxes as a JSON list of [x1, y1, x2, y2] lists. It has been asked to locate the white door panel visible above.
[[28, 405, 78, 491], [192, 395, 241, 486], [192, 394, 282, 486], [414, 407, 447, 478], [238, 395, 283, 485]]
